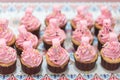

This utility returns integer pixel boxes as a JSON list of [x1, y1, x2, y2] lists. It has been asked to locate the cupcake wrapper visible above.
[[10, 43, 15, 48], [94, 27, 100, 36], [15, 46, 22, 56], [21, 61, 42, 75], [47, 62, 68, 73], [101, 57, 120, 70], [31, 27, 40, 39], [43, 41, 64, 50], [98, 40, 103, 51], [75, 59, 96, 71], [0, 61, 16, 74], [72, 42, 78, 51]]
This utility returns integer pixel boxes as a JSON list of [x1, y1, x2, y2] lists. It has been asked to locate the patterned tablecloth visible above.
[[0, 2, 120, 80]]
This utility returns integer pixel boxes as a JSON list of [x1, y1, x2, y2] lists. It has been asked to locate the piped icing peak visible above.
[[53, 5, 61, 14], [21, 7, 40, 31], [46, 6, 66, 28], [21, 41, 42, 67], [25, 7, 33, 15], [77, 6, 88, 16], [81, 36, 90, 44], [72, 24, 93, 44], [23, 41, 33, 50], [41, 74, 52, 80], [72, 6, 94, 29], [0, 39, 17, 64], [75, 37, 96, 62], [43, 24, 66, 44], [49, 18, 59, 28], [96, 6, 114, 27], [16, 25, 38, 50], [91, 74, 103, 80], [76, 20, 88, 28], [52, 38, 60, 47], [98, 19, 114, 44], [101, 6, 111, 18], [47, 39, 69, 66]]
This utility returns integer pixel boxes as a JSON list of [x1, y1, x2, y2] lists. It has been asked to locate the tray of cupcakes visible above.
[[0, 3, 120, 80]]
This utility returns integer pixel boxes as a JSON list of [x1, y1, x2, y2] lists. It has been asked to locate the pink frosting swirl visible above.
[[43, 19, 66, 44], [96, 6, 115, 27], [46, 6, 67, 28], [72, 6, 94, 29], [21, 7, 41, 31], [0, 39, 17, 64], [72, 22, 93, 44], [98, 19, 114, 44], [75, 37, 96, 62], [47, 38, 69, 66], [21, 41, 42, 67], [16, 25, 38, 50], [0, 19, 14, 44]]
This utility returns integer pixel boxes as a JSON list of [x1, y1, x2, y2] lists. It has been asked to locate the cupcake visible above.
[[58, 74, 69, 80], [97, 19, 114, 51], [0, 19, 16, 48], [100, 33, 120, 70], [0, 38, 17, 74], [15, 25, 38, 55], [71, 21, 93, 50], [43, 19, 66, 50], [45, 6, 67, 30], [20, 41, 43, 75], [21, 7, 41, 38], [74, 37, 98, 71], [46, 38, 69, 73], [71, 6, 94, 31], [95, 6, 115, 36]]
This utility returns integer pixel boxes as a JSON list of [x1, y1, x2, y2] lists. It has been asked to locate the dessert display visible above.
[[45, 6, 67, 30], [74, 37, 98, 71], [0, 38, 17, 74], [46, 38, 69, 73], [71, 6, 94, 31], [21, 7, 41, 38], [0, 19, 16, 47], [15, 25, 38, 55]]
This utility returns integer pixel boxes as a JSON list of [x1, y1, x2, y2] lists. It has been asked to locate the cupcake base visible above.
[[0, 61, 16, 74], [21, 61, 42, 75], [15, 46, 22, 56], [73, 42, 78, 51], [31, 27, 40, 39], [94, 27, 100, 36], [43, 41, 64, 50], [75, 59, 96, 71], [47, 62, 68, 73], [98, 40, 103, 51], [101, 57, 120, 70]]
